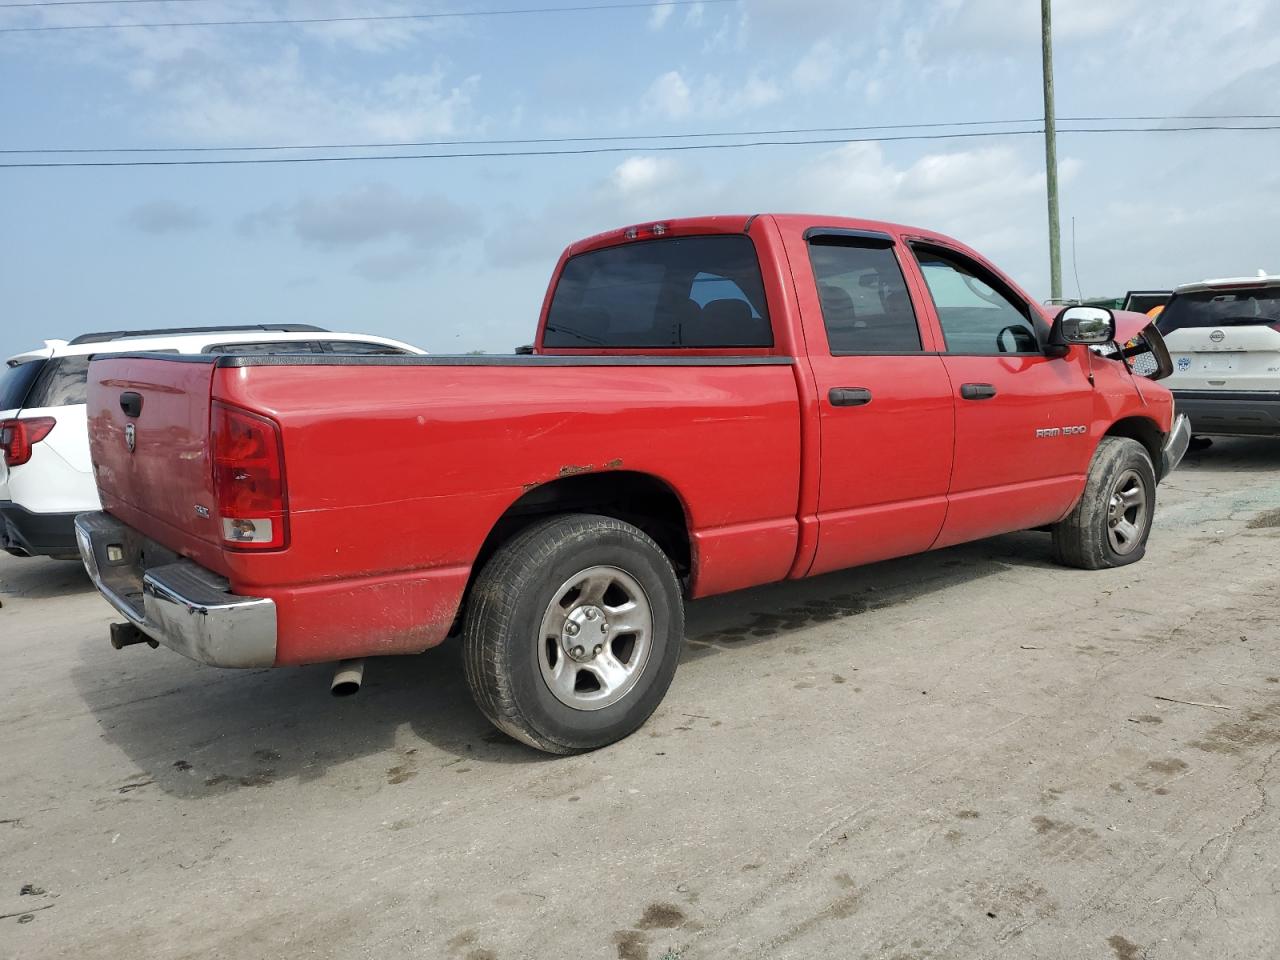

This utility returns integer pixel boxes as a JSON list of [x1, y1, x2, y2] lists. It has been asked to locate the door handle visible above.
[[829, 387, 873, 407], [959, 383, 997, 401]]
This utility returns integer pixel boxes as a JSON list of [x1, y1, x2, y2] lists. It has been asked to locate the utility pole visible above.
[[1041, 0, 1062, 302]]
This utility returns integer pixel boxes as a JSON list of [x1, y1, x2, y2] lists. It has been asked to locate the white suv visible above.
[[1157, 274, 1280, 438], [1, 324, 424, 559]]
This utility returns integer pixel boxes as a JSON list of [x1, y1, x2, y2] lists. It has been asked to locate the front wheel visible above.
[[1051, 437, 1156, 570], [462, 514, 684, 754]]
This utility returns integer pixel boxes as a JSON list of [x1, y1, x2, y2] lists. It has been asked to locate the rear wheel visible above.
[[463, 514, 684, 754], [1051, 437, 1156, 569]]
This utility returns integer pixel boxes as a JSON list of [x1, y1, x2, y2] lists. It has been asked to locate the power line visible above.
[[6, 115, 1279, 156], [0, 0, 222, 7], [0, 0, 735, 32], [0, 119, 1047, 154], [3, 124, 1280, 169]]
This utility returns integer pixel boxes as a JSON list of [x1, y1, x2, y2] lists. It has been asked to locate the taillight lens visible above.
[[0, 417, 56, 467], [211, 401, 288, 550]]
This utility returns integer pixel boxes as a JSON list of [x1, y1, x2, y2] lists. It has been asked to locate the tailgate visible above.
[[87, 355, 224, 554]]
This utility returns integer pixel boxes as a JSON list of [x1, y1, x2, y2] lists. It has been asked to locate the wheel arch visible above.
[[470, 470, 694, 597], [1103, 416, 1163, 468]]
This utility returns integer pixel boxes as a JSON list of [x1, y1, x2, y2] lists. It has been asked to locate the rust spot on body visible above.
[[558, 464, 593, 477], [604, 458, 624, 468]]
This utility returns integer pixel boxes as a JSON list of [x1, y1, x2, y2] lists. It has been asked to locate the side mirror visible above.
[[1048, 306, 1116, 356]]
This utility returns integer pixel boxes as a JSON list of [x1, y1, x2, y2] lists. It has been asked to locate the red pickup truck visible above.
[[76, 214, 1189, 753]]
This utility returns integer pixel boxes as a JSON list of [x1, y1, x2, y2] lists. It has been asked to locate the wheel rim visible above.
[[537, 564, 654, 711], [1106, 468, 1149, 555]]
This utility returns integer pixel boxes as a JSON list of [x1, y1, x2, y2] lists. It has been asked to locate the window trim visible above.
[[806, 236, 928, 357], [909, 242, 1046, 357], [804, 226, 895, 248]]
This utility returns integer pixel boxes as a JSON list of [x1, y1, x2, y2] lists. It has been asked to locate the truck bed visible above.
[[86, 352, 804, 665]]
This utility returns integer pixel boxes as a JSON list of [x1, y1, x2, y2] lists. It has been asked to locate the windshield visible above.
[[1157, 287, 1280, 334], [0, 359, 46, 411]]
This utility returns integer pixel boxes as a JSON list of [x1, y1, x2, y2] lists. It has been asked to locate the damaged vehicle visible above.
[[74, 214, 1188, 754]]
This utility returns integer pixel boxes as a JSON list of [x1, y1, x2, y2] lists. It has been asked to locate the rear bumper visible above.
[[0, 503, 78, 557], [1172, 390, 1280, 437], [75, 511, 277, 668], [1160, 414, 1192, 480]]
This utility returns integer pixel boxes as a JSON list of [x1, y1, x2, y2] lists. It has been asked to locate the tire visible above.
[[462, 513, 684, 754], [1051, 437, 1156, 570]]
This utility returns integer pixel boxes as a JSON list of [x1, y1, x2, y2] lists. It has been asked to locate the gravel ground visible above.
[[2, 438, 1278, 960]]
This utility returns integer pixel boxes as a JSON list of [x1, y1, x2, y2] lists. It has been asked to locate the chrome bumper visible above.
[[75, 512, 277, 668], [1160, 413, 1192, 481]]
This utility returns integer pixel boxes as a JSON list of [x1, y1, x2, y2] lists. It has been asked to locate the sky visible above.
[[2, 0, 1279, 357]]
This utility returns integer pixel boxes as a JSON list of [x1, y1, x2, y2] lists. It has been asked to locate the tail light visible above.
[[211, 401, 288, 550], [0, 417, 56, 467]]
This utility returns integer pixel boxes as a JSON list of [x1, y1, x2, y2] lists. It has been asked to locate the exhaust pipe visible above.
[[330, 658, 365, 697]]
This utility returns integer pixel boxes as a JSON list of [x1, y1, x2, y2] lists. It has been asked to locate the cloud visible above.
[[645, 70, 693, 119], [612, 156, 683, 195], [353, 250, 427, 282], [484, 140, 1064, 284], [126, 201, 210, 234], [791, 39, 841, 92], [642, 68, 780, 120], [242, 183, 478, 251], [648, 3, 675, 30], [144, 49, 481, 145]]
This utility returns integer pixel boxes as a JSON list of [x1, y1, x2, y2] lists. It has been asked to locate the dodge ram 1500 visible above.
[[76, 214, 1190, 753]]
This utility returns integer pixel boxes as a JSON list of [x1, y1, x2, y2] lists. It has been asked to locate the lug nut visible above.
[[565, 622, 579, 636], [572, 646, 585, 658], [585, 609, 598, 620], [593, 645, 602, 655], [599, 622, 608, 633]]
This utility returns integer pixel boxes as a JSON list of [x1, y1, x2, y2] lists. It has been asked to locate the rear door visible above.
[[907, 243, 1094, 548], [794, 228, 955, 575], [1158, 284, 1280, 392]]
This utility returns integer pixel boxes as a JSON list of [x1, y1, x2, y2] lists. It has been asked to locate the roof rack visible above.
[[68, 324, 329, 345]]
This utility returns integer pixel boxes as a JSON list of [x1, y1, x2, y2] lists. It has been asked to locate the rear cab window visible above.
[[543, 235, 772, 348], [1157, 287, 1280, 335]]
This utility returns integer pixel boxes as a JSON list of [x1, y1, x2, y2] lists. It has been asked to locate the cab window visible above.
[[808, 239, 922, 354], [913, 246, 1040, 355]]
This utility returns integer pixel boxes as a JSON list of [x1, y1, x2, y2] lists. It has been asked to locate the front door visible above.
[[907, 243, 1095, 548], [798, 230, 956, 576]]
